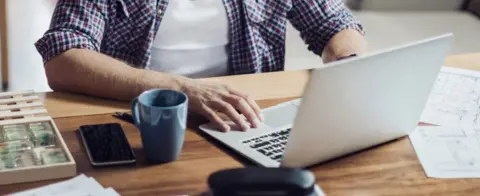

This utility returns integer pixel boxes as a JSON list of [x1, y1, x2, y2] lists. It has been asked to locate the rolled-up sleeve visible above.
[[287, 0, 364, 56], [35, 0, 107, 63]]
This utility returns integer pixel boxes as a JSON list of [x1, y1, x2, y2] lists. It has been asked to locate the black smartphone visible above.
[[79, 123, 136, 166]]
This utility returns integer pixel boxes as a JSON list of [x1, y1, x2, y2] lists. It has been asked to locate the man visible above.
[[35, 0, 367, 132]]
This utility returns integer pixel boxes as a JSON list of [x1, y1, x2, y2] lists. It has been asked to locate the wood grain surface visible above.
[[1, 98, 480, 195]]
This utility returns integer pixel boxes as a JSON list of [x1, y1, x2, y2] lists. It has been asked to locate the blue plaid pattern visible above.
[[35, 0, 364, 75]]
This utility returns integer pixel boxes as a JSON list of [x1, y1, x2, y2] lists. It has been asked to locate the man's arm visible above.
[[36, 0, 168, 100], [287, 0, 366, 63], [45, 49, 262, 132], [322, 29, 367, 63], [45, 48, 263, 132], [44, 48, 186, 101]]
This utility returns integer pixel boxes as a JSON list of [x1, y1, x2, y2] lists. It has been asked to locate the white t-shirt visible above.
[[148, 0, 229, 78]]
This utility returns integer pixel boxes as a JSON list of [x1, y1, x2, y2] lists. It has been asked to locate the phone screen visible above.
[[79, 123, 136, 166]]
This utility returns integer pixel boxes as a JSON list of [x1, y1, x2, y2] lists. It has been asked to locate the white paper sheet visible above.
[[44, 178, 105, 196], [314, 185, 326, 196], [8, 174, 119, 196], [420, 67, 480, 128], [409, 126, 480, 178], [103, 187, 121, 196], [8, 174, 90, 196]]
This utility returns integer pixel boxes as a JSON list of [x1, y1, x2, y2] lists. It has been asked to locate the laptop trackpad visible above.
[[263, 103, 298, 128]]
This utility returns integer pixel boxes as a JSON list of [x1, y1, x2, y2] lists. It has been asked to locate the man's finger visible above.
[[211, 100, 249, 131], [229, 89, 264, 121], [224, 95, 260, 128], [243, 96, 263, 121], [200, 104, 230, 132]]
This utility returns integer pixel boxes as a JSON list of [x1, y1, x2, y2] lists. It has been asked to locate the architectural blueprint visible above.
[[410, 67, 480, 178], [420, 67, 480, 128], [410, 126, 480, 178]]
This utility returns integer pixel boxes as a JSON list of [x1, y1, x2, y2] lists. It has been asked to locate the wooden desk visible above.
[[2, 99, 480, 195], [0, 53, 479, 195]]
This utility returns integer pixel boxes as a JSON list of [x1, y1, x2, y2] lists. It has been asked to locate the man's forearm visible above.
[[45, 49, 188, 101], [322, 29, 367, 63]]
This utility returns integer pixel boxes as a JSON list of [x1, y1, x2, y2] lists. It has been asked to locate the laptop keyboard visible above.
[[242, 128, 291, 162]]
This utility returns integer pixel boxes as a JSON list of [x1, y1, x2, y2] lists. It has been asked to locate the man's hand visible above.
[[181, 79, 263, 132]]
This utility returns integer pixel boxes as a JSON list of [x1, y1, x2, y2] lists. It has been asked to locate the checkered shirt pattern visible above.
[[35, 0, 364, 75]]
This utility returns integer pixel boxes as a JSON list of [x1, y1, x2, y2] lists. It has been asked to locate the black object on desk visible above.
[[79, 123, 136, 166], [207, 167, 321, 196], [113, 112, 135, 124]]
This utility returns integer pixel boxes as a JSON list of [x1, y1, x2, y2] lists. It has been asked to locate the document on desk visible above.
[[8, 174, 120, 196], [420, 67, 480, 128], [411, 67, 480, 178], [409, 126, 480, 178]]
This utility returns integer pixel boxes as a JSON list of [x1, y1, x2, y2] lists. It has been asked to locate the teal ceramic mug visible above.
[[131, 89, 188, 163]]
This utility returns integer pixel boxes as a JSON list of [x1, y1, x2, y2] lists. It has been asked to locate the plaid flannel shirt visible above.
[[35, 0, 364, 75]]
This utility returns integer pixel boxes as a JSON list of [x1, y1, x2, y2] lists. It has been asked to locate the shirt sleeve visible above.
[[34, 0, 108, 63], [287, 0, 365, 56]]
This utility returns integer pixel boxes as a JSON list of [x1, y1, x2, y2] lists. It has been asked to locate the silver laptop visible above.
[[199, 34, 453, 168]]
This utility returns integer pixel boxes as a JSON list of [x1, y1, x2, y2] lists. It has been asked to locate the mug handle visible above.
[[131, 97, 141, 128]]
